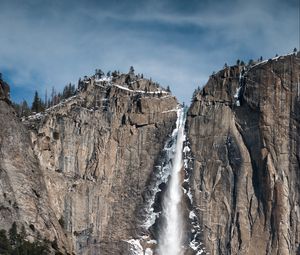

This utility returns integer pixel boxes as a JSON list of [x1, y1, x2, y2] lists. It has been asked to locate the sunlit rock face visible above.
[[0, 85, 72, 253], [1, 53, 300, 255], [187, 53, 300, 255], [24, 74, 178, 254]]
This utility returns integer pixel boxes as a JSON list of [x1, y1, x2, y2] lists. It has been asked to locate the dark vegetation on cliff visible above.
[[0, 222, 51, 255]]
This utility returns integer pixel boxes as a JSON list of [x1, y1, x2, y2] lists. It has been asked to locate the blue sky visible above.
[[0, 0, 299, 104]]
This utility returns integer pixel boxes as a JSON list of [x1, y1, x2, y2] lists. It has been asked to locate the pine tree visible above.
[[192, 86, 201, 101], [31, 91, 39, 113], [62, 83, 75, 99], [95, 69, 104, 79], [0, 224, 50, 255], [9, 222, 17, 245], [51, 87, 56, 107], [44, 88, 48, 109], [0, 229, 11, 254], [71, 84, 76, 95], [77, 78, 82, 90], [20, 100, 31, 117], [129, 66, 135, 75], [31, 91, 44, 113], [112, 71, 118, 77]]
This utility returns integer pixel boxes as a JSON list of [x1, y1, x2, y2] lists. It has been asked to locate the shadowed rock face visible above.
[[187, 53, 300, 255], [23, 75, 178, 254]]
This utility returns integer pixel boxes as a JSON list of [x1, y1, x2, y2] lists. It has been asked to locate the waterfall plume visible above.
[[158, 107, 186, 255]]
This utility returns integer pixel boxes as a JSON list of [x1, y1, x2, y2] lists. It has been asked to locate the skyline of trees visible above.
[[11, 67, 143, 117], [9, 48, 299, 117], [13, 82, 78, 117]]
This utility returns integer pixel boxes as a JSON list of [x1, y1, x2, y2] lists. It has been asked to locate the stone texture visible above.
[[187, 53, 300, 254], [1, 53, 300, 255], [0, 99, 71, 253], [24, 75, 178, 254]]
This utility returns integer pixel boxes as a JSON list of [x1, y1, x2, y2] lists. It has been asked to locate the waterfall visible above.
[[126, 106, 202, 255], [158, 107, 186, 255]]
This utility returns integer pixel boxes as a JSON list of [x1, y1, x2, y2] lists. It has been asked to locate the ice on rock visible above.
[[126, 239, 143, 255], [145, 248, 153, 255]]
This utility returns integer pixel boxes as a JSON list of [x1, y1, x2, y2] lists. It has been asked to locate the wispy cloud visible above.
[[0, 0, 298, 103]]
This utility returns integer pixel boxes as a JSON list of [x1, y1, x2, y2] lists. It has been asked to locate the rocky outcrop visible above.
[[187, 53, 300, 254], [24, 74, 178, 254], [0, 87, 71, 253]]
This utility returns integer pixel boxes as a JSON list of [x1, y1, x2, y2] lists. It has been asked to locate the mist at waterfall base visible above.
[[158, 108, 186, 255]]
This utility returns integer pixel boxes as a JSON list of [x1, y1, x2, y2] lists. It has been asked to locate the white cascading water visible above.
[[158, 107, 185, 255]]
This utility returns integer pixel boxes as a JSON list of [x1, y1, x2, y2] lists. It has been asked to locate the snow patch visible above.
[[113, 83, 169, 95], [27, 112, 43, 120], [145, 248, 153, 255], [95, 76, 112, 82], [189, 211, 197, 219], [183, 146, 190, 153], [234, 87, 241, 99], [162, 108, 177, 113], [187, 189, 193, 203], [125, 239, 143, 255], [146, 240, 157, 244], [248, 52, 296, 71]]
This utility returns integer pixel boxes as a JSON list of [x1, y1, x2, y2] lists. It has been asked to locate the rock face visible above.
[[187, 53, 300, 254], [0, 86, 71, 252], [1, 53, 300, 255], [23, 74, 178, 254]]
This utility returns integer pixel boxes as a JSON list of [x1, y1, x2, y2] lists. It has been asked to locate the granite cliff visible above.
[[23, 73, 178, 254], [0, 52, 299, 255], [188, 52, 300, 254], [0, 78, 72, 253]]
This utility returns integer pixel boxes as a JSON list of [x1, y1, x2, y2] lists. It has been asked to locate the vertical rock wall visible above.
[[187, 54, 300, 254], [0, 84, 71, 253], [26, 77, 178, 254]]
